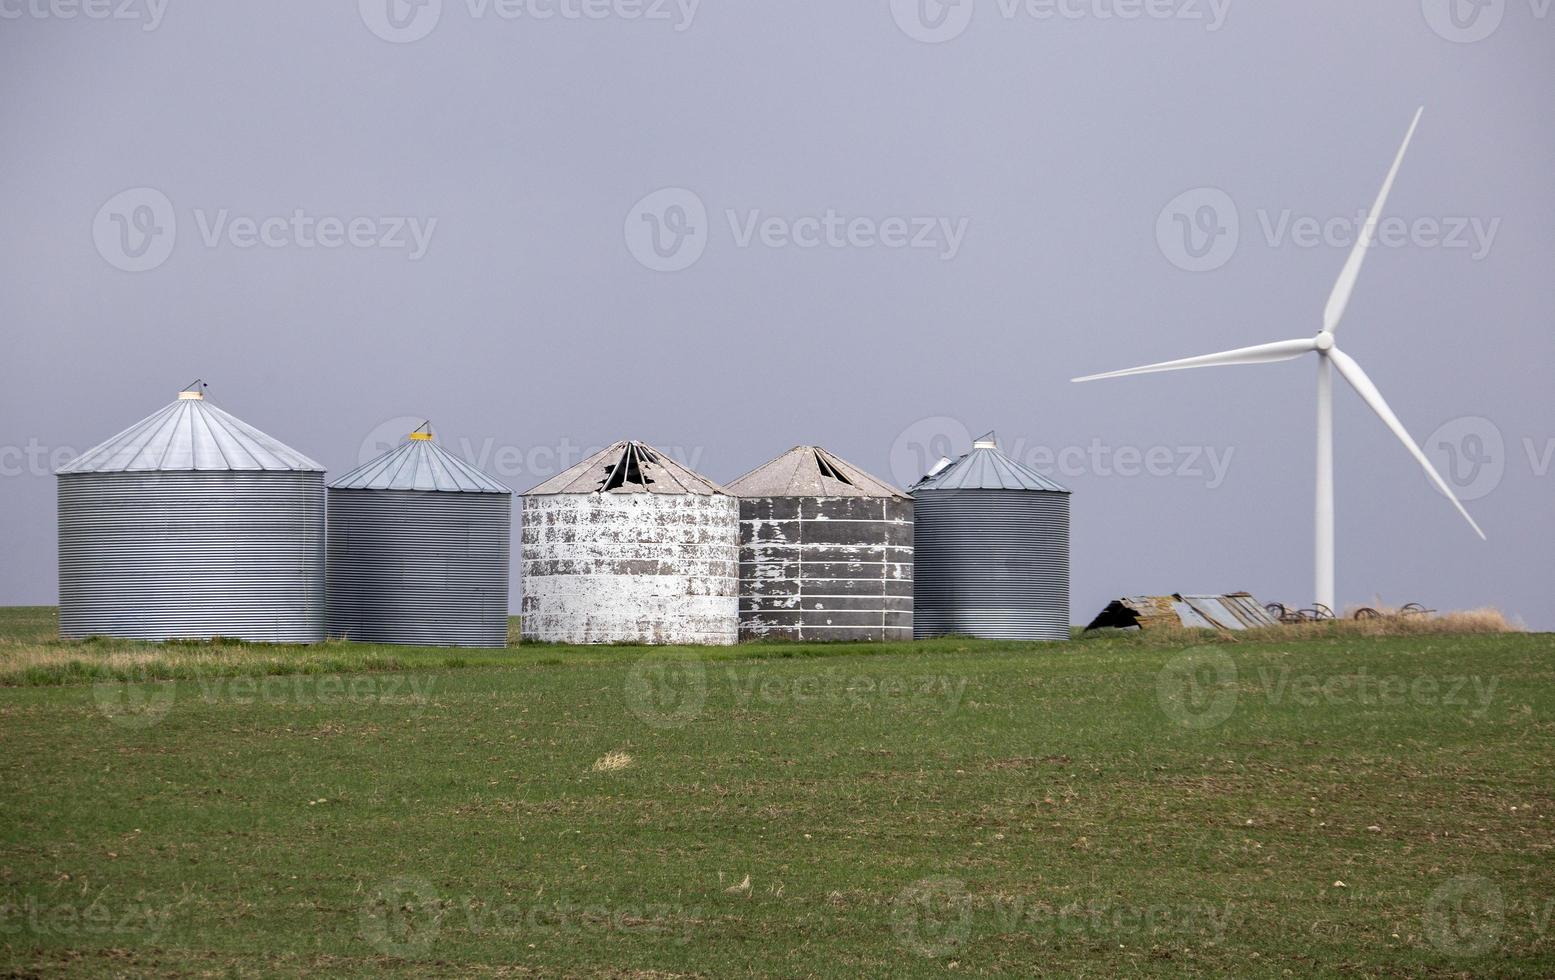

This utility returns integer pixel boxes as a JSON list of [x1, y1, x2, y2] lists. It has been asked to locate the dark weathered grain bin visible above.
[[727, 446, 912, 642], [522, 441, 739, 645], [55, 387, 326, 643], [327, 427, 512, 648], [910, 432, 1071, 642]]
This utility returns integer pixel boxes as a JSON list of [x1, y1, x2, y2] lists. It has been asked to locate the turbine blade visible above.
[[1328, 347, 1486, 539], [1071, 338, 1318, 383], [1323, 107, 1424, 335]]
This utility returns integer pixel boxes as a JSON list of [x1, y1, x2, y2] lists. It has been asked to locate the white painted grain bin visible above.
[[521, 441, 738, 645], [726, 446, 913, 642], [55, 386, 326, 643], [327, 425, 513, 648]]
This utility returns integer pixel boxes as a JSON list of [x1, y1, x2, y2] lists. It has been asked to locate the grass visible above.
[[0, 606, 1551, 976]]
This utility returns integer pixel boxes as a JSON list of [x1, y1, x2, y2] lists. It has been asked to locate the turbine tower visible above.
[[1073, 108, 1484, 612]]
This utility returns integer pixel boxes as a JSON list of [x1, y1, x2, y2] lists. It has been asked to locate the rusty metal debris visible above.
[[1351, 602, 1434, 621], [1268, 601, 1437, 623], [1266, 602, 1335, 624]]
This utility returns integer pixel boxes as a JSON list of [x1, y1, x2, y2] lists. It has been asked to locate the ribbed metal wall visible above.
[[57, 472, 325, 642], [522, 494, 739, 645], [739, 497, 914, 642], [327, 489, 512, 648], [912, 489, 1070, 641]]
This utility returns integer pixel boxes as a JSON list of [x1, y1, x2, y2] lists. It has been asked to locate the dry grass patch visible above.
[[0, 638, 383, 686], [591, 750, 634, 773], [1258, 607, 1521, 640]]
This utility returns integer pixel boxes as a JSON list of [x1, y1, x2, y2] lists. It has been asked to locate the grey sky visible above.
[[2, 0, 1550, 628]]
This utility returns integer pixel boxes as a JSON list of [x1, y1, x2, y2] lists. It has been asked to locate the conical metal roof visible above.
[[57, 389, 324, 474], [910, 431, 1070, 493], [726, 446, 907, 499], [330, 427, 510, 494], [525, 440, 727, 496]]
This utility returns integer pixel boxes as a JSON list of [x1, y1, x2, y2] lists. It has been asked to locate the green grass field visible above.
[[1, 607, 1551, 977]]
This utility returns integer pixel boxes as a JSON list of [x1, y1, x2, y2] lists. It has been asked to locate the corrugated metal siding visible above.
[[738, 496, 913, 642], [1219, 593, 1279, 628], [327, 489, 512, 648], [1085, 593, 1278, 631], [912, 489, 1070, 642], [1171, 599, 1218, 629], [57, 471, 325, 642], [1178, 594, 1279, 630], [521, 494, 739, 645]]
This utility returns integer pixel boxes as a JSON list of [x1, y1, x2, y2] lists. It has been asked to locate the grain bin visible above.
[[55, 385, 326, 643], [521, 441, 738, 645], [910, 432, 1071, 641], [327, 425, 512, 648], [726, 446, 912, 642]]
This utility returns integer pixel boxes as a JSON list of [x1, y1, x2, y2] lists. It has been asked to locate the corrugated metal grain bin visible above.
[[521, 441, 738, 645], [726, 446, 912, 642], [327, 425, 512, 648], [910, 432, 1071, 642], [55, 386, 326, 643]]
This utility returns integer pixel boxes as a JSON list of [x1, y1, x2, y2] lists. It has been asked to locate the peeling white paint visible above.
[[737, 497, 914, 642], [521, 493, 739, 645]]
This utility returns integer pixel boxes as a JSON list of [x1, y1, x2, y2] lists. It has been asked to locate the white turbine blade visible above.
[[1323, 107, 1424, 335], [1328, 347, 1486, 539], [1071, 337, 1318, 383]]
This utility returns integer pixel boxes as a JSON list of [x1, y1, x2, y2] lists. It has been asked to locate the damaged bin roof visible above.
[[726, 446, 907, 499], [910, 431, 1069, 493], [526, 440, 728, 496], [1085, 593, 1279, 632]]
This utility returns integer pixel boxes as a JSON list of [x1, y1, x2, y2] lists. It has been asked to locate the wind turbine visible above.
[[1072, 108, 1484, 612]]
